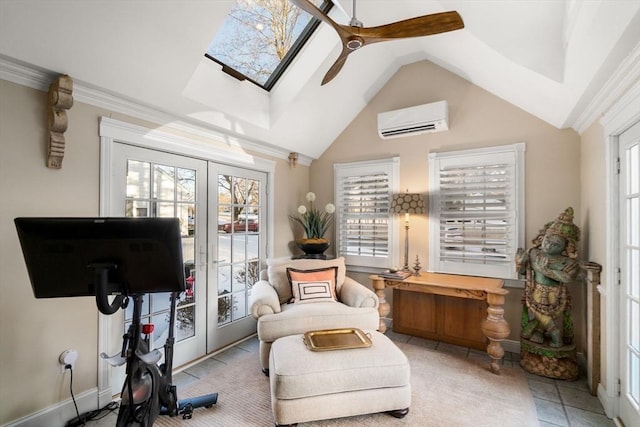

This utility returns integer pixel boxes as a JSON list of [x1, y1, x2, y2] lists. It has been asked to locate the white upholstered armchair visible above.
[[248, 257, 380, 373]]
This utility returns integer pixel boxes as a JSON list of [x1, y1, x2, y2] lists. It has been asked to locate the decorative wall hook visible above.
[[288, 152, 299, 168], [47, 74, 73, 169]]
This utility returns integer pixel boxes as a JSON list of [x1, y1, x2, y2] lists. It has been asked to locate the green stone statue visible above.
[[516, 207, 581, 379]]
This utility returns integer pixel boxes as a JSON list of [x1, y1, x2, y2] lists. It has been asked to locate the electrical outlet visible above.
[[59, 349, 78, 373]]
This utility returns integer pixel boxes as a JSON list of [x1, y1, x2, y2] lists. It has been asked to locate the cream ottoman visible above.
[[269, 330, 411, 426]]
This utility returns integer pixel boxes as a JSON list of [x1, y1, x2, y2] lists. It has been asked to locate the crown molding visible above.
[[0, 55, 313, 167], [0, 54, 55, 91], [573, 41, 640, 134]]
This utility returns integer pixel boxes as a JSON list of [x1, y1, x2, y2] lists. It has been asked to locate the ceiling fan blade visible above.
[[357, 11, 464, 42], [321, 46, 352, 85], [289, 0, 344, 35], [291, 3, 464, 85]]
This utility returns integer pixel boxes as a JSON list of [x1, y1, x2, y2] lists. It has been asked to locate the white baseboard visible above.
[[2, 387, 114, 427], [598, 382, 615, 418], [97, 387, 115, 415]]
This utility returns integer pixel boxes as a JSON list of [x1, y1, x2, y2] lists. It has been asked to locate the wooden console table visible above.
[[371, 272, 510, 374]]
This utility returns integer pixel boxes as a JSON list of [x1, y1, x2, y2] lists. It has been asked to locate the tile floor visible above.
[[86, 332, 615, 427]]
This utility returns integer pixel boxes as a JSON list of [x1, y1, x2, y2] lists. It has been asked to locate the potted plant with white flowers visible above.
[[289, 192, 335, 258]]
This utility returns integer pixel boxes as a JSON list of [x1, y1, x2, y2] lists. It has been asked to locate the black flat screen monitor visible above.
[[14, 217, 186, 298]]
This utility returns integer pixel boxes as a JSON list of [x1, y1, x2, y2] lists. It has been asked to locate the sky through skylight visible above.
[[206, 0, 331, 90]]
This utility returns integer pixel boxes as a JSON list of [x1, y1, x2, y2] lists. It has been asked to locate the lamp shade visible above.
[[390, 193, 425, 214]]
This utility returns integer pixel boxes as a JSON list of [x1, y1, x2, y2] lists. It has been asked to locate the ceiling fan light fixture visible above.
[[346, 36, 364, 50]]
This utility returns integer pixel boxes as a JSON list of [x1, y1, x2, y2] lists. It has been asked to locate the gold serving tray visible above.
[[303, 328, 372, 351]]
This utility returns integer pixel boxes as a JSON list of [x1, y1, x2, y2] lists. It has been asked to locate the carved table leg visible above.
[[371, 276, 390, 333], [481, 291, 510, 374]]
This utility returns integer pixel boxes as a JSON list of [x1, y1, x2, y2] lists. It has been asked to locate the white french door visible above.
[[108, 144, 209, 373], [105, 142, 266, 388], [619, 120, 640, 427], [207, 163, 264, 351], [98, 118, 273, 402]]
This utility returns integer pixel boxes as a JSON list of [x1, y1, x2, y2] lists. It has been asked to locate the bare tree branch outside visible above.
[[207, 0, 323, 86]]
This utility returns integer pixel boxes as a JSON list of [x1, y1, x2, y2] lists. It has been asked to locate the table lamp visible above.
[[390, 192, 425, 272]]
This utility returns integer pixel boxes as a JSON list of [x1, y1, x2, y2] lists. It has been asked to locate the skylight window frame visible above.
[[206, 0, 333, 92]]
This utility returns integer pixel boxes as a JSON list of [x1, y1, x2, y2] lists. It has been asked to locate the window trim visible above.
[[333, 157, 400, 271], [428, 143, 525, 279]]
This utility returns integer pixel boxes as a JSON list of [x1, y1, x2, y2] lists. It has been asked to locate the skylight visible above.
[[205, 0, 332, 91]]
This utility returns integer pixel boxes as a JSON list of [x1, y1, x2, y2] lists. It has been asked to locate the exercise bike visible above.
[[95, 265, 218, 426], [15, 217, 218, 427]]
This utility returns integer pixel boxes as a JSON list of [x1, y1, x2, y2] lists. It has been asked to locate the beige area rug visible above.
[[156, 340, 538, 427]]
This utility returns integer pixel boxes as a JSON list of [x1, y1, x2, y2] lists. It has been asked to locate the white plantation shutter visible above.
[[338, 174, 390, 256], [334, 158, 399, 268], [428, 144, 525, 279]]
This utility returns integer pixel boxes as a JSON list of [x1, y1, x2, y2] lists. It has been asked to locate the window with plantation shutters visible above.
[[334, 158, 399, 268], [428, 143, 525, 279]]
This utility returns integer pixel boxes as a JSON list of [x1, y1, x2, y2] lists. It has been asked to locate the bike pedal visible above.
[[181, 403, 193, 420]]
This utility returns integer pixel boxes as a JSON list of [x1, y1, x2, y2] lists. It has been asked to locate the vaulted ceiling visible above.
[[1, 1, 639, 159]]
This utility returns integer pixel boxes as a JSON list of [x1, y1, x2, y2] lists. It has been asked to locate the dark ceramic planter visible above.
[[296, 240, 330, 259]]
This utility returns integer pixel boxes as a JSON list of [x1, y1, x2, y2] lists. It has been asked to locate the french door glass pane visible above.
[[248, 179, 260, 205], [631, 300, 639, 351], [157, 202, 174, 217], [232, 177, 246, 205], [126, 160, 150, 198], [151, 293, 171, 314], [218, 234, 231, 262], [232, 265, 246, 291], [218, 175, 232, 203], [218, 295, 232, 324], [218, 266, 231, 295], [176, 305, 196, 341], [629, 143, 638, 194], [631, 249, 639, 299], [631, 350, 639, 405], [630, 197, 639, 246], [177, 168, 196, 202], [154, 165, 176, 200], [233, 235, 247, 262], [233, 292, 247, 320], [125, 200, 149, 217]]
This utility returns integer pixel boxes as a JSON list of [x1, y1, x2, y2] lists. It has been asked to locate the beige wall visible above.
[[1, 80, 101, 423], [0, 80, 303, 424], [310, 61, 583, 343]]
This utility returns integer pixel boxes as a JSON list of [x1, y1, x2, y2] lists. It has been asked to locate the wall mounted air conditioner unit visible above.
[[377, 100, 448, 139]]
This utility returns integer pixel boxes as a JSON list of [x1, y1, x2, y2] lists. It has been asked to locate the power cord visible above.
[[64, 364, 120, 427], [66, 365, 84, 427]]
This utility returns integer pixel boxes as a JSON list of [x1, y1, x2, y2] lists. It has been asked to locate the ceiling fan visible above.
[[290, 0, 464, 85]]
